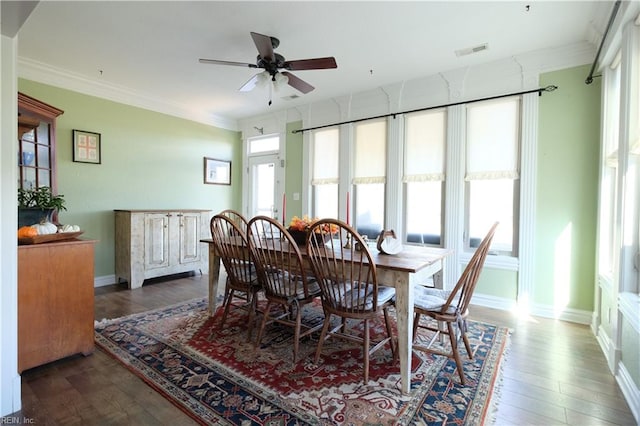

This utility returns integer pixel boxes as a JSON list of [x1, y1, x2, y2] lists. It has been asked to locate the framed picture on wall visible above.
[[72, 130, 101, 164], [204, 157, 231, 185]]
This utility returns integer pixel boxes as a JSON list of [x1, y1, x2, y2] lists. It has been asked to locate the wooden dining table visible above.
[[200, 237, 452, 395]]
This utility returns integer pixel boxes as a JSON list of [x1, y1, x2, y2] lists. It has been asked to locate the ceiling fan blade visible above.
[[282, 72, 314, 94], [250, 32, 274, 62], [284, 57, 337, 71], [239, 74, 261, 92], [199, 58, 257, 68]]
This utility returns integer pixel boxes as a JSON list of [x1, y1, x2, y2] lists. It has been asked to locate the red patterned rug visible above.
[[95, 298, 509, 425]]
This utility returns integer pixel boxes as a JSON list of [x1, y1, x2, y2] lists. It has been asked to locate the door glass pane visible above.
[[23, 168, 36, 189], [251, 162, 275, 218], [37, 144, 50, 168], [38, 169, 51, 188], [20, 142, 36, 166]]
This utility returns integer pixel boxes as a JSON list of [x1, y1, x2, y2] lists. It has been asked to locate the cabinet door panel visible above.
[[145, 213, 169, 269], [180, 212, 201, 264]]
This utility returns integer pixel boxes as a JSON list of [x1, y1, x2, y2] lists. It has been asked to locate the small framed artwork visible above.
[[73, 130, 101, 164], [204, 157, 231, 185]]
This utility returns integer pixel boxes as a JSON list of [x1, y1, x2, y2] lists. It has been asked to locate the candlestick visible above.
[[346, 191, 350, 225], [343, 233, 352, 249], [282, 193, 286, 226]]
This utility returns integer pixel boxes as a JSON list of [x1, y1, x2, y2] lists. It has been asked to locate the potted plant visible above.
[[18, 186, 67, 228]]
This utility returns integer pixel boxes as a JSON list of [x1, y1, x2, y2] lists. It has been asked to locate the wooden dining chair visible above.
[[209, 214, 262, 341], [218, 209, 248, 233], [214, 209, 252, 314], [411, 222, 498, 385], [306, 218, 396, 383], [247, 216, 323, 361]]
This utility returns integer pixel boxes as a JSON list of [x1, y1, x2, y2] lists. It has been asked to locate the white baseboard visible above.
[[530, 302, 593, 325], [94, 274, 117, 288], [596, 324, 617, 372], [617, 361, 640, 425], [471, 293, 592, 325], [470, 293, 518, 312]]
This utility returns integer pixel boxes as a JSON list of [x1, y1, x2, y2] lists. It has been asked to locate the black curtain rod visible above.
[[586, 0, 621, 85], [292, 85, 558, 134]]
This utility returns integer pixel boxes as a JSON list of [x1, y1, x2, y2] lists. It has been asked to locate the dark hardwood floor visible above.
[[12, 273, 636, 425]]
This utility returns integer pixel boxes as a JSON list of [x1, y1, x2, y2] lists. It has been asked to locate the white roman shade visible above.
[[403, 110, 446, 182], [311, 128, 339, 185], [466, 97, 520, 180], [353, 120, 386, 184]]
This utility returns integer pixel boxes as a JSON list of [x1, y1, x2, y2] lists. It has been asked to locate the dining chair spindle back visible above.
[[411, 221, 499, 385], [209, 214, 262, 341], [306, 218, 396, 383], [218, 209, 248, 234], [247, 216, 323, 361]]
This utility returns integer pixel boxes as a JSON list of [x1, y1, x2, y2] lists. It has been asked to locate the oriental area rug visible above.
[[94, 298, 509, 425]]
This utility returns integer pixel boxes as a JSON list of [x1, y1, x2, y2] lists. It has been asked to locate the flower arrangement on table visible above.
[[287, 215, 338, 245]]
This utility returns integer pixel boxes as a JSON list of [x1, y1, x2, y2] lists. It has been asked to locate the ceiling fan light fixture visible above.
[[256, 71, 270, 87], [274, 72, 289, 90]]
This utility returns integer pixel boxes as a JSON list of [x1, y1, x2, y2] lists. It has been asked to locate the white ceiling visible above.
[[15, 1, 613, 128]]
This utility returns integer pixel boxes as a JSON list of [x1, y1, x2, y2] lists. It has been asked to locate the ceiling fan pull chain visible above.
[[268, 82, 273, 106]]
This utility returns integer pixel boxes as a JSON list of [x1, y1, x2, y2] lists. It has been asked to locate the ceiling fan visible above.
[[199, 32, 337, 101]]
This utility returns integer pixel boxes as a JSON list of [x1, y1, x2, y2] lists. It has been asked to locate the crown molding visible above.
[[513, 41, 596, 74], [18, 57, 238, 131]]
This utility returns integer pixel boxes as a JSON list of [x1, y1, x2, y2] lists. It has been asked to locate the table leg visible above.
[[433, 269, 444, 289], [208, 244, 221, 316], [393, 271, 414, 395]]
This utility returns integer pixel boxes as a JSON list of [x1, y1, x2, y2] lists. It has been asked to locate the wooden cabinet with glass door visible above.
[[18, 92, 64, 193]]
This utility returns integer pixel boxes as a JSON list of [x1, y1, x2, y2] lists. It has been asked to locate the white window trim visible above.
[[304, 93, 539, 298], [243, 132, 284, 218], [443, 94, 537, 298]]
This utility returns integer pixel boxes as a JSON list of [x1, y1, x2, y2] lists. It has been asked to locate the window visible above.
[[311, 128, 339, 218], [353, 119, 386, 238], [403, 109, 446, 245], [465, 97, 521, 255], [599, 60, 621, 277], [249, 135, 279, 154]]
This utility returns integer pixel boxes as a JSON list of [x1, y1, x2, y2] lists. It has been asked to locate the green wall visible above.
[[284, 120, 304, 223], [475, 269, 518, 300], [18, 79, 242, 278], [535, 65, 600, 311]]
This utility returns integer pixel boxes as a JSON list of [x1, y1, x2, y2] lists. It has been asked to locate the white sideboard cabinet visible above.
[[115, 209, 211, 289]]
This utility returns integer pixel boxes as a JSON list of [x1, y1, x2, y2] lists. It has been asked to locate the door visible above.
[[179, 212, 201, 264], [144, 213, 169, 270], [248, 154, 281, 221]]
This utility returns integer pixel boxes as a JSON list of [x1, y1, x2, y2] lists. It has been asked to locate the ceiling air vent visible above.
[[455, 43, 488, 57], [281, 94, 300, 101]]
